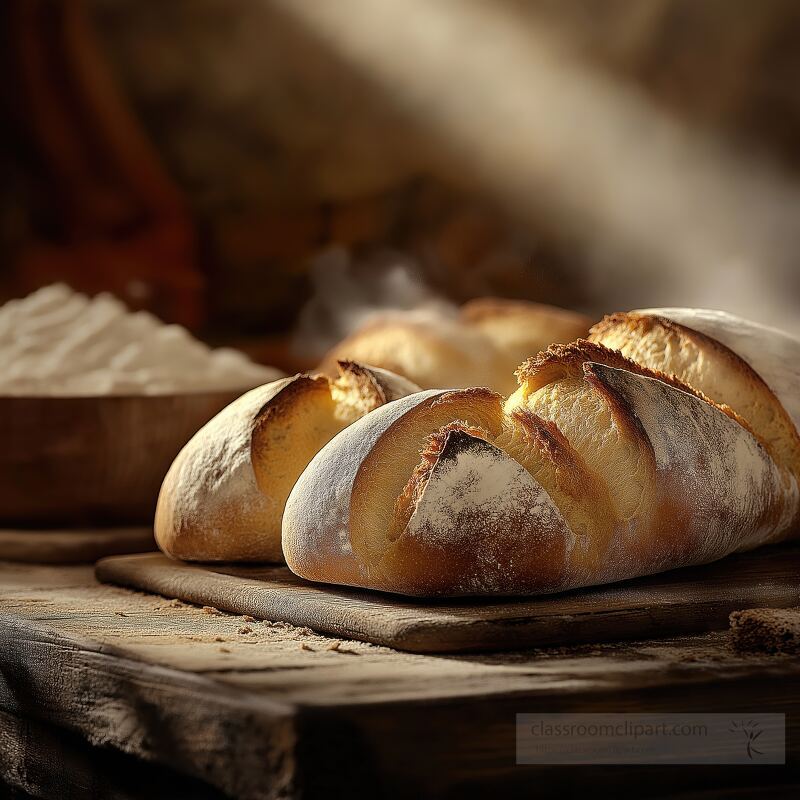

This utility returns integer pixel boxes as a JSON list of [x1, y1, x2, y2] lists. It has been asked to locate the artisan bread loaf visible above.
[[318, 312, 502, 392], [460, 297, 591, 388], [283, 336, 799, 596], [319, 298, 590, 394], [155, 362, 418, 562]]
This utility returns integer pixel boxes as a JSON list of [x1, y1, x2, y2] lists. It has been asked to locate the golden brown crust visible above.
[[335, 360, 388, 405], [156, 376, 300, 563], [505, 408, 617, 574], [249, 375, 331, 492], [518, 340, 700, 398], [283, 324, 799, 595], [319, 299, 591, 394], [156, 365, 419, 564], [590, 311, 774, 404], [460, 296, 591, 327], [517, 339, 756, 439], [509, 411, 579, 480], [349, 389, 505, 572], [318, 315, 498, 390], [583, 362, 654, 454], [509, 409, 610, 510], [589, 312, 800, 476], [431, 386, 502, 409], [591, 312, 777, 400]]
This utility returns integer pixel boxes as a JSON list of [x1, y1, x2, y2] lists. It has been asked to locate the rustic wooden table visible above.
[[1, 560, 799, 800]]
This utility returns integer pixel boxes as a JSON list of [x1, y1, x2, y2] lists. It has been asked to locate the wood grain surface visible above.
[[0, 390, 242, 526], [96, 544, 800, 653], [0, 526, 155, 563], [2, 560, 800, 799]]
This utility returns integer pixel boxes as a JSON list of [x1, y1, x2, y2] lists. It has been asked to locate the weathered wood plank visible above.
[[0, 614, 295, 800], [0, 708, 226, 800], [96, 545, 800, 653], [0, 526, 155, 563]]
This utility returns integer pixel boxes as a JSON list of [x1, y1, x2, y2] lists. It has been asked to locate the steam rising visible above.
[[293, 247, 458, 359]]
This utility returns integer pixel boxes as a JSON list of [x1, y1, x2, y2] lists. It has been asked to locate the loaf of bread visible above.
[[284, 311, 800, 596], [460, 298, 592, 387], [318, 311, 500, 392], [318, 298, 590, 394], [155, 361, 419, 562]]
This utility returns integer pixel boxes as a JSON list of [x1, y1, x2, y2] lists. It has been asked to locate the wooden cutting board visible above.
[[96, 545, 800, 653]]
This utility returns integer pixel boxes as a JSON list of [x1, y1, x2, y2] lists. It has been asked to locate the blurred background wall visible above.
[[2, 0, 799, 371]]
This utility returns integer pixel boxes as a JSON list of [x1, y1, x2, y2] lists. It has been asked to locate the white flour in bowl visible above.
[[0, 284, 283, 395]]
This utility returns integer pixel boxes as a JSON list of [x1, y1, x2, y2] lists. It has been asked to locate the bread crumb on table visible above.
[[730, 607, 800, 654], [259, 620, 317, 639], [300, 642, 314, 651], [238, 626, 253, 635], [202, 606, 223, 616], [214, 636, 225, 642], [242, 615, 256, 623], [219, 646, 231, 653], [326, 641, 341, 651]]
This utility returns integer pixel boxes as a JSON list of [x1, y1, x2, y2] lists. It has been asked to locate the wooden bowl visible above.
[[0, 390, 246, 527]]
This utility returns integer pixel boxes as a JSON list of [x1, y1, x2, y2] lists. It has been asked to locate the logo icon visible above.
[[729, 720, 764, 759]]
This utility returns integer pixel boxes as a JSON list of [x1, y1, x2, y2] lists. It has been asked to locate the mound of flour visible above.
[[0, 284, 282, 395]]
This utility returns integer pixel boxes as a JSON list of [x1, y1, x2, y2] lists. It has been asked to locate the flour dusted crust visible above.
[[636, 308, 800, 430], [589, 309, 800, 479], [156, 377, 296, 562], [592, 365, 796, 576], [155, 362, 419, 562], [283, 339, 799, 596], [319, 298, 591, 394], [399, 431, 571, 594]]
